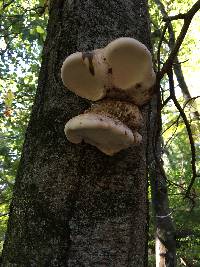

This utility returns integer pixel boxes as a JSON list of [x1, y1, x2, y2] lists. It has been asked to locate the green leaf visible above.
[[36, 25, 45, 34], [4, 90, 14, 107]]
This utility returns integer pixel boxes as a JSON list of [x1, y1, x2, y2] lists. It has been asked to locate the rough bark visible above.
[[2, 0, 152, 266]]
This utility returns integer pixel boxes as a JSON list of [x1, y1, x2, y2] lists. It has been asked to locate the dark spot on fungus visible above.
[[148, 86, 155, 94], [135, 83, 142, 89], [82, 51, 95, 76], [108, 68, 112, 74]]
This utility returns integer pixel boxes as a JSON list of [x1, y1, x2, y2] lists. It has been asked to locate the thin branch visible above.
[[157, 23, 168, 73], [161, 97, 200, 136], [162, 118, 179, 135], [173, 59, 189, 65], [152, 0, 193, 102], [2, 0, 15, 9], [163, 122, 179, 149], [167, 70, 199, 198], [161, 95, 171, 108], [163, 13, 186, 21], [159, 0, 200, 78], [164, 0, 200, 21]]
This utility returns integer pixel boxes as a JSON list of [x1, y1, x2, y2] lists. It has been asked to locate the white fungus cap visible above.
[[61, 50, 108, 101], [64, 113, 137, 156], [104, 37, 155, 90], [61, 37, 155, 105]]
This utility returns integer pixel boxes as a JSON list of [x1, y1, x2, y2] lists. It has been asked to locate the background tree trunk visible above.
[[148, 95, 176, 267], [2, 0, 152, 266]]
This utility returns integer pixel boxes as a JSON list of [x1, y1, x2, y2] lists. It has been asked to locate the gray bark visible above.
[[148, 95, 176, 267], [2, 0, 152, 266]]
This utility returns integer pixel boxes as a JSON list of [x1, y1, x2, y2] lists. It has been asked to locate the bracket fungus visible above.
[[61, 37, 155, 106], [61, 37, 155, 155], [65, 100, 143, 156]]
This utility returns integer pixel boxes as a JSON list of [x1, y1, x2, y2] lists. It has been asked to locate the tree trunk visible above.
[[2, 0, 152, 266], [148, 95, 176, 267]]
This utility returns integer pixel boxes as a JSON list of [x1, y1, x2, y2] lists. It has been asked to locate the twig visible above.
[[163, 122, 179, 150], [154, 0, 195, 102], [157, 23, 168, 73], [173, 59, 189, 65], [161, 96, 200, 135], [159, 0, 200, 79], [163, 13, 186, 21], [2, 0, 15, 9], [167, 69, 198, 198], [164, 0, 200, 21], [161, 95, 171, 108]]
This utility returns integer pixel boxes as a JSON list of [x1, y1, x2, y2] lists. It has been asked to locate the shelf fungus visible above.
[[61, 37, 155, 106], [61, 37, 155, 155], [65, 100, 143, 156]]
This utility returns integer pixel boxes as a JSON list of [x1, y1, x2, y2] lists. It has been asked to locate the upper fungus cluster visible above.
[[61, 37, 155, 155]]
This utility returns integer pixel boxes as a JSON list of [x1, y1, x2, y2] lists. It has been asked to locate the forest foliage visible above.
[[0, 0, 199, 265]]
